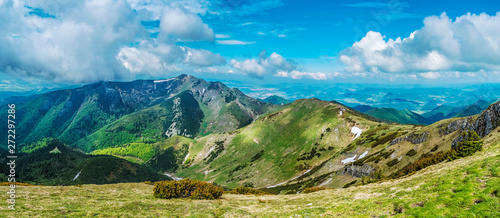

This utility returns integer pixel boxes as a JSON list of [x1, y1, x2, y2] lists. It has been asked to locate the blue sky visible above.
[[1, 0, 500, 92]]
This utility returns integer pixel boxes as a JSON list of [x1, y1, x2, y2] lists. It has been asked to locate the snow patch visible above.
[[318, 178, 332, 187], [164, 173, 183, 181], [72, 170, 81, 181], [341, 155, 357, 164], [154, 78, 174, 83], [341, 151, 369, 164], [358, 151, 369, 159], [204, 146, 216, 158], [183, 153, 190, 164], [351, 127, 362, 140]]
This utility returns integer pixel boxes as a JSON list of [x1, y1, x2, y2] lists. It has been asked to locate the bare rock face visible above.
[[389, 132, 429, 146], [438, 118, 474, 136], [469, 102, 500, 137], [450, 101, 500, 148], [340, 164, 374, 178]]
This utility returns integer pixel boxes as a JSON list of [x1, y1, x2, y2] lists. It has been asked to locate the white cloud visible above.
[[116, 40, 225, 74], [183, 47, 226, 67], [216, 40, 255, 45], [126, 0, 211, 19], [230, 51, 297, 79], [194, 67, 218, 73], [340, 12, 500, 75], [159, 5, 214, 41], [419, 72, 441, 79], [230, 59, 267, 77], [275, 70, 340, 80], [215, 34, 230, 38], [0, 0, 224, 83]]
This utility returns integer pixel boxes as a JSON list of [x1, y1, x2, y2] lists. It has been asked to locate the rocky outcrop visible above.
[[340, 164, 374, 178], [450, 101, 500, 148], [438, 118, 473, 136], [469, 102, 500, 137], [389, 132, 429, 146]]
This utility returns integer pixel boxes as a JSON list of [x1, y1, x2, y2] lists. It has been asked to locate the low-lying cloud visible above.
[[230, 50, 296, 79], [340, 12, 500, 76]]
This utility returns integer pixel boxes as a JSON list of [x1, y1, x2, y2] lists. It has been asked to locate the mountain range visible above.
[[1, 74, 499, 192]]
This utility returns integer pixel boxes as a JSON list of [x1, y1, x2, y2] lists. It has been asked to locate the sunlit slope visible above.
[[171, 100, 500, 193], [174, 98, 384, 188]]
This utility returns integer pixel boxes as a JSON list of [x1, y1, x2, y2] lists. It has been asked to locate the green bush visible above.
[[406, 149, 417, 156], [153, 179, 223, 200], [303, 186, 330, 194], [386, 159, 399, 167], [447, 130, 483, 160], [392, 130, 483, 178]]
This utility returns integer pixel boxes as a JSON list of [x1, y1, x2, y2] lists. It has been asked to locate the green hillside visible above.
[[154, 99, 500, 195], [365, 108, 428, 125], [0, 138, 169, 185]]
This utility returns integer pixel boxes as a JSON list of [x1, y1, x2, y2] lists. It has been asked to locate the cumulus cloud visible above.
[[116, 40, 225, 74], [230, 50, 296, 79], [0, 0, 223, 83], [159, 5, 215, 41], [340, 12, 500, 75], [182, 47, 226, 66]]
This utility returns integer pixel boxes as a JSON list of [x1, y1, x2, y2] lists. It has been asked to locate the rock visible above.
[[451, 101, 500, 148], [438, 118, 473, 136], [389, 132, 429, 146], [340, 164, 374, 178]]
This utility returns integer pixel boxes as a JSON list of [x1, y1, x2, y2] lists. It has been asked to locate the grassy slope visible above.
[[2, 129, 498, 217], [174, 99, 381, 188], [75, 90, 203, 152]]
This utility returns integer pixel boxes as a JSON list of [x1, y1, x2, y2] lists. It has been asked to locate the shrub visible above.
[[243, 181, 254, 188], [447, 130, 483, 160], [303, 186, 330, 194], [343, 180, 357, 188], [406, 149, 417, 156], [153, 179, 223, 200], [229, 186, 269, 195], [386, 159, 399, 167], [392, 130, 483, 178]]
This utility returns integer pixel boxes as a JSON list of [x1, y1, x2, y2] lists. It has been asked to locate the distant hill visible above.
[[365, 108, 428, 125], [455, 100, 490, 117], [352, 104, 373, 113], [354, 100, 492, 125], [258, 95, 292, 105]]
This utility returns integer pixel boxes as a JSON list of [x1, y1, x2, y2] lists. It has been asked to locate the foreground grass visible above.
[[2, 144, 499, 217]]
